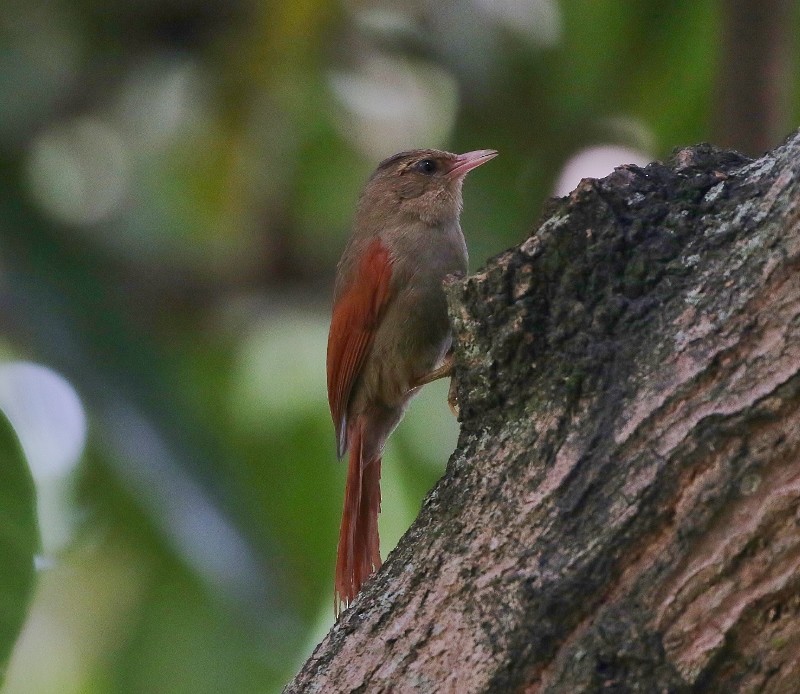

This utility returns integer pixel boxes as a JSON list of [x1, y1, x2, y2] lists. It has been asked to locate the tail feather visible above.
[[335, 418, 382, 616]]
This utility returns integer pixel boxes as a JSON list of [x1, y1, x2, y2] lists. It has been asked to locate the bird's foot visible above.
[[413, 352, 453, 388], [447, 376, 459, 418], [412, 353, 459, 417]]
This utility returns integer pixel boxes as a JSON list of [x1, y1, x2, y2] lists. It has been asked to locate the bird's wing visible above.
[[327, 238, 393, 457]]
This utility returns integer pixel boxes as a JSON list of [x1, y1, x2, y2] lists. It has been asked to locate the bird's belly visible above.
[[360, 280, 452, 409], [354, 221, 466, 413]]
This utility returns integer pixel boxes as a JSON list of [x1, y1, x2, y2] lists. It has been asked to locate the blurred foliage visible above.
[[0, 0, 798, 691], [0, 413, 37, 682]]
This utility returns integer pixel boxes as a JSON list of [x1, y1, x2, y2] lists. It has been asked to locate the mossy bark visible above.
[[286, 130, 800, 693]]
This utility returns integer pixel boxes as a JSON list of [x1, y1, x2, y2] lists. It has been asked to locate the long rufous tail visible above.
[[335, 418, 382, 616]]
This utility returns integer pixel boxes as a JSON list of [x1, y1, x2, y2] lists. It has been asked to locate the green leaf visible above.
[[0, 411, 38, 680]]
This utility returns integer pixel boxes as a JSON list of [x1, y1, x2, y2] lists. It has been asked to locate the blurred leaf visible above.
[[0, 412, 38, 679]]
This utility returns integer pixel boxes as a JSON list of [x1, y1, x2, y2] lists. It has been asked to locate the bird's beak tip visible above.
[[447, 149, 498, 179]]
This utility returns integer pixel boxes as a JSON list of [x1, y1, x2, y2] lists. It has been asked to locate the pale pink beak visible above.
[[446, 149, 498, 180]]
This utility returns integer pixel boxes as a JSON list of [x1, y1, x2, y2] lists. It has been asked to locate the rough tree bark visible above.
[[286, 130, 800, 693]]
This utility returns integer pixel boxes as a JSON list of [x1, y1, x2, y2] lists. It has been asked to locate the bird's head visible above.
[[359, 148, 497, 226]]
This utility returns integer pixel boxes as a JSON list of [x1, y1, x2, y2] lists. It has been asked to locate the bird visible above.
[[326, 147, 497, 615]]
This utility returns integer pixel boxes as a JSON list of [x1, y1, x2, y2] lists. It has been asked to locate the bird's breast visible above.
[[359, 219, 467, 405]]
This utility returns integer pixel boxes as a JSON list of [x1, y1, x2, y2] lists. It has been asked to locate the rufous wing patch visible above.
[[326, 238, 393, 457]]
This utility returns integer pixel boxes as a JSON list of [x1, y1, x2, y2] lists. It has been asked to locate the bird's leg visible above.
[[413, 352, 453, 388], [412, 352, 460, 417]]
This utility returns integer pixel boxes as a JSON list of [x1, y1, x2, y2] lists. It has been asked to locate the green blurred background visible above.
[[0, 0, 797, 691]]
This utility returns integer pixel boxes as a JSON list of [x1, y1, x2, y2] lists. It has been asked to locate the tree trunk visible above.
[[714, 0, 796, 156], [286, 130, 800, 693]]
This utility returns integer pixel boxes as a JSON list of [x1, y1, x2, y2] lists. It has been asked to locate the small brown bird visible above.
[[326, 148, 497, 614]]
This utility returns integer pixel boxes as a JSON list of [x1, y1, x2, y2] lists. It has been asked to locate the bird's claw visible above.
[[411, 352, 459, 417], [447, 377, 459, 417]]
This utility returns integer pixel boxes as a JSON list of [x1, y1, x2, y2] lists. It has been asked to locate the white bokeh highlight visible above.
[[26, 117, 131, 226], [329, 55, 458, 160], [473, 0, 562, 47], [0, 361, 87, 554], [554, 145, 653, 197]]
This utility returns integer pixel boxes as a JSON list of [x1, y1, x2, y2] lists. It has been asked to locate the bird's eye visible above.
[[415, 159, 437, 174]]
